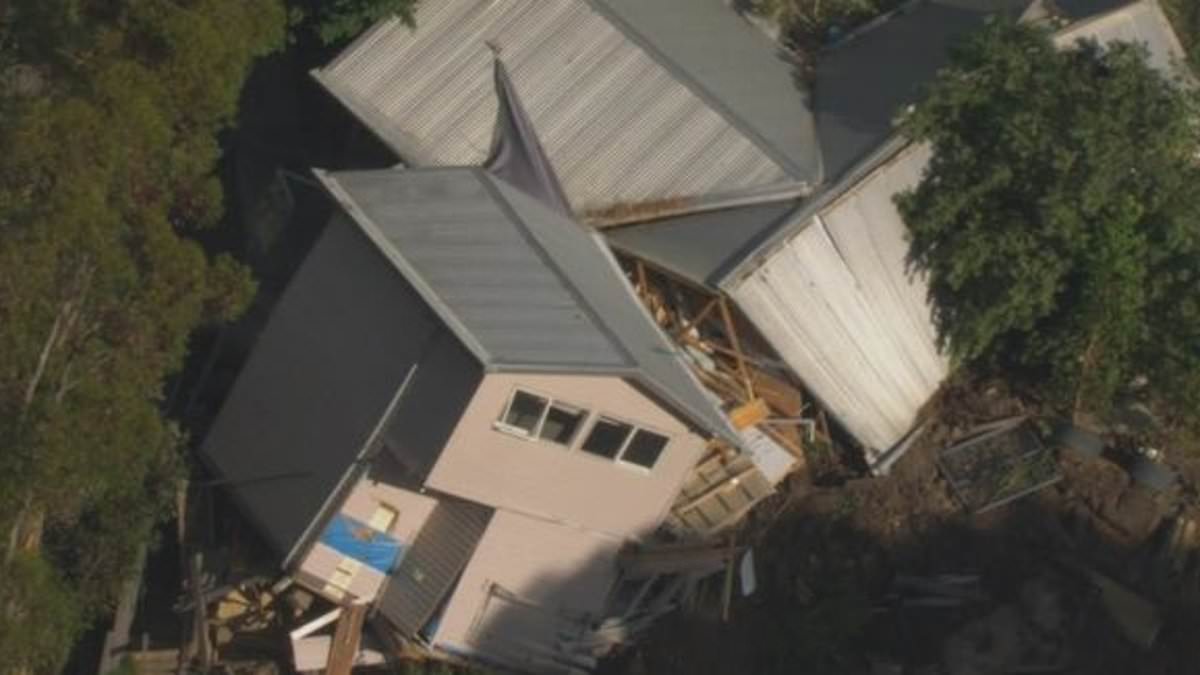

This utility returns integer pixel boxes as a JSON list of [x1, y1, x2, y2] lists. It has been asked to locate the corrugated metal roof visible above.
[[813, 0, 1032, 181], [717, 1, 1190, 460], [728, 143, 949, 463], [198, 215, 442, 557], [317, 167, 737, 444], [377, 497, 494, 636], [312, 0, 818, 220], [1055, 0, 1191, 79], [591, 0, 821, 181]]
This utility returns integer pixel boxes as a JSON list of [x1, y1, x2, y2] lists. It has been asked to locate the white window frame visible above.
[[324, 557, 362, 600], [367, 503, 398, 533], [493, 388, 588, 447], [579, 415, 671, 472]]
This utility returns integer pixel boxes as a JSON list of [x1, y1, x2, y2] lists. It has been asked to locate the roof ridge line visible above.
[[475, 170, 640, 372], [314, 168, 496, 367], [581, 0, 813, 183]]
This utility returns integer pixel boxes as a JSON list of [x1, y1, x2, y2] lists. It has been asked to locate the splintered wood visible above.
[[668, 450, 773, 537], [325, 603, 368, 675], [624, 257, 824, 539]]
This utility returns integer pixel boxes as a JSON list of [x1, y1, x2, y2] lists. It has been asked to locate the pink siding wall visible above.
[[425, 373, 707, 538], [430, 510, 621, 658], [296, 478, 438, 603]]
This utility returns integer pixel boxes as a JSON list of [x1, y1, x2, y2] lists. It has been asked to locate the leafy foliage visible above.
[[896, 20, 1200, 422], [750, 0, 899, 51], [1163, 0, 1200, 71], [308, 0, 419, 45], [0, 0, 284, 670]]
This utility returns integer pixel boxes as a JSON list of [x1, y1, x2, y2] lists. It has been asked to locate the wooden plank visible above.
[[718, 298, 755, 399], [620, 544, 740, 576], [674, 464, 760, 515], [729, 398, 769, 430], [635, 259, 648, 296], [750, 369, 806, 418], [325, 603, 367, 675], [189, 553, 213, 668], [761, 424, 807, 463], [673, 297, 720, 339]]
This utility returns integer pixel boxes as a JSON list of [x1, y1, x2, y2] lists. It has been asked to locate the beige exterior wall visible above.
[[430, 509, 621, 663], [296, 478, 438, 604], [425, 373, 707, 538]]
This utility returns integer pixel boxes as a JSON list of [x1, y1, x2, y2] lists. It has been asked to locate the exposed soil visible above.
[[606, 375, 1200, 675]]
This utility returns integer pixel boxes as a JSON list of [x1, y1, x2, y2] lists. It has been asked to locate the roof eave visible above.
[[717, 134, 914, 289], [313, 168, 495, 367]]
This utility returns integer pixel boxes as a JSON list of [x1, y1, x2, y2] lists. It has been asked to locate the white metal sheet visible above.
[[730, 145, 948, 464], [315, 0, 802, 216]]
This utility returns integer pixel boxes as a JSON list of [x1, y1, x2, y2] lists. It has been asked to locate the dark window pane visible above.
[[539, 405, 585, 445], [622, 430, 668, 469], [582, 418, 632, 459], [503, 391, 547, 434]]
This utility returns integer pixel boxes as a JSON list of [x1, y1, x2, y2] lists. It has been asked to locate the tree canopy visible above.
[[896, 20, 1200, 424], [0, 1, 284, 670], [305, 0, 419, 45]]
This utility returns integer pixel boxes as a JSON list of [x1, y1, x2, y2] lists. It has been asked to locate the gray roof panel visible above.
[[318, 167, 737, 443], [592, 0, 822, 182], [199, 215, 441, 557], [606, 201, 799, 288], [313, 0, 818, 221], [814, 0, 1031, 181]]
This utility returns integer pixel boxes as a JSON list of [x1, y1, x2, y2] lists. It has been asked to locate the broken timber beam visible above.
[[620, 542, 743, 577], [718, 298, 755, 400], [673, 297, 720, 340], [325, 603, 368, 675]]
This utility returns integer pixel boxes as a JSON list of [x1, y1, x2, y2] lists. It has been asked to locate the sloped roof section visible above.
[[316, 167, 736, 443], [591, 0, 821, 182], [814, 0, 1032, 181], [1054, 0, 1192, 79], [199, 215, 442, 557], [726, 143, 949, 464], [484, 58, 572, 218], [312, 0, 820, 222], [607, 201, 799, 288]]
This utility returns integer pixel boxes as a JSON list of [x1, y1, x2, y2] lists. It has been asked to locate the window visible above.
[[501, 390, 546, 434], [622, 430, 670, 469], [496, 389, 587, 446], [540, 403, 586, 444], [582, 417, 633, 459], [581, 418, 670, 469], [368, 504, 398, 532]]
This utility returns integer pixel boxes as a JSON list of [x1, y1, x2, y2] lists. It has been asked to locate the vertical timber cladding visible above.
[[727, 144, 948, 467]]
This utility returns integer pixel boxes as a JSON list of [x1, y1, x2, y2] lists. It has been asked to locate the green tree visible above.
[[896, 20, 1200, 422], [307, 0, 420, 45], [0, 1, 285, 670], [1163, 0, 1200, 70]]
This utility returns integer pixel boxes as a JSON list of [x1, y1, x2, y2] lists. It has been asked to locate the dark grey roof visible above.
[[606, 201, 800, 288], [1056, 0, 1131, 17], [592, 0, 823, 185], [199, 214, 442, 558], [317, 167, 737, 443], [484, 59, 571, 218], [377, 497, 494, 636], [814, 0, 1032, 180]]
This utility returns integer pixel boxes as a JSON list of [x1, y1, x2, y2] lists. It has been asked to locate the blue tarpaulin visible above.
[[319, 514, 404, 573]]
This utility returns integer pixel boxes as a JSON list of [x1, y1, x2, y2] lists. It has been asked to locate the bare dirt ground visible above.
[[606, 376, 1200, 675]]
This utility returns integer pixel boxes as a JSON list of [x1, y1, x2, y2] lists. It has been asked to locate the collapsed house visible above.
[[201, 142, 747, 669], [312, 0, 1190, 475], [200, 0, 1195, 670]]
